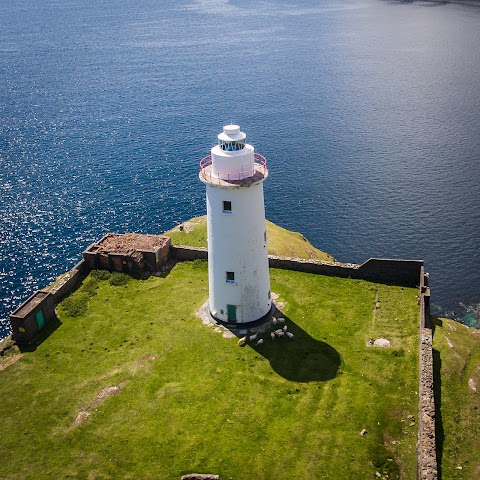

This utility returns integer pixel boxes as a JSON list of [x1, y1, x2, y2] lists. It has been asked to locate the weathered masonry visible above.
[[83, 233, 171, 276]]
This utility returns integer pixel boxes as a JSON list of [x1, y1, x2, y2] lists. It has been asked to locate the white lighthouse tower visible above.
[[199, 125, 273, 325]]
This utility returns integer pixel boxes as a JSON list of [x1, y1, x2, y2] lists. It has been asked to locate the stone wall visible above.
[[45, 259, 89, 303], [169, 247, 423, 287], [418, 327, 437, 480], [170, 245, 208, 261], [417, 268, 437, 480], [268, 256, 423, 286]]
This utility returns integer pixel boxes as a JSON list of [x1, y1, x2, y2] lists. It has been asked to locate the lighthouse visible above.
[[199, 125, 273, 325]]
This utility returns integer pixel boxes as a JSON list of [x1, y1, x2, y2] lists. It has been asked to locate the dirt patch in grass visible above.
[[74, 410, 91, 425], [0, 353, 22, 371], [74, 384, 123, 426], [93, 385, 121, 404], [0, 338, 22, 371], [137, 354, 157, 364], [468, 378, 477, 392], [157, 382, 183, 399], [129, 354, 157, 375]]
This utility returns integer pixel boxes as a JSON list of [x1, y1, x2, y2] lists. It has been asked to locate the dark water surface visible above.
[[1, 0, 480, 337]]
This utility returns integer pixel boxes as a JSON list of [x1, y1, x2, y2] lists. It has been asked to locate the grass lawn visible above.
[[164, 216, 335, 262], [432, 317, 480, 479], [0, 262, 419, 479]]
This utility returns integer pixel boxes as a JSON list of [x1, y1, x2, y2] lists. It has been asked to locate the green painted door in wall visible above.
[[35, 310, 45, 330], [227, 305, 237, 322]]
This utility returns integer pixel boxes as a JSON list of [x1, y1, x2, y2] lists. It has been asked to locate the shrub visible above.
[[81, 279, 98, 296], [90, 269, 111, 281], [109, 272, 130, 286], [61, 293, 89, 317]]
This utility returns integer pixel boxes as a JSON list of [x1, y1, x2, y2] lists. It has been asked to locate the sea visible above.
[[1, 0, 480, 338]]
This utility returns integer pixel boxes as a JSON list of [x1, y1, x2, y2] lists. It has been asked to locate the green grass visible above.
[[432, 317, 480, 479], [165, 216, 335, 262], [0, 262, 419, 479]]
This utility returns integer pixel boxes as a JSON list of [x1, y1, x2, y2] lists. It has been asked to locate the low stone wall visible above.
[[169, 246, 423, 287], [170, 245, 208, 261], [418, 327, 437, 480], [44, 259, 89, 304], [417, 268, 437, 480], [268, 256, 423, 286]]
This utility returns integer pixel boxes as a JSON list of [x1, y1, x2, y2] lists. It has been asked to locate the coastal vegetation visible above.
[[0, 261, 419, 479], [432, 317, 480, 478], [164, 215, 335, 262]]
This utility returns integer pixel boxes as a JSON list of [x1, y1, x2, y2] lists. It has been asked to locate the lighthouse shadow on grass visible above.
[[248, 312, 341, 383]]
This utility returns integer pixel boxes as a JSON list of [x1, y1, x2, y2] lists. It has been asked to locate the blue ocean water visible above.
[[1, 0, 480, 337]]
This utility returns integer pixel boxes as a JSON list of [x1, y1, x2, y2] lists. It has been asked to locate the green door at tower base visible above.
[[227, 305, 237, 323], [36, 310, 45, 330]]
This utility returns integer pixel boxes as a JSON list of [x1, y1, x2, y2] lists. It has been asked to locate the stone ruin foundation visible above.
[[83, 233, 171, 276]]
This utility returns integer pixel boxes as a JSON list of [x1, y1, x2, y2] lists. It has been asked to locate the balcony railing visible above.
[[199, 153, 268, 185]]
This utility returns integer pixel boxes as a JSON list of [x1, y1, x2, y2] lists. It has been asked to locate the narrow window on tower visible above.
[[223, 200, 232, 213], [226, 271, 235, 283]]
